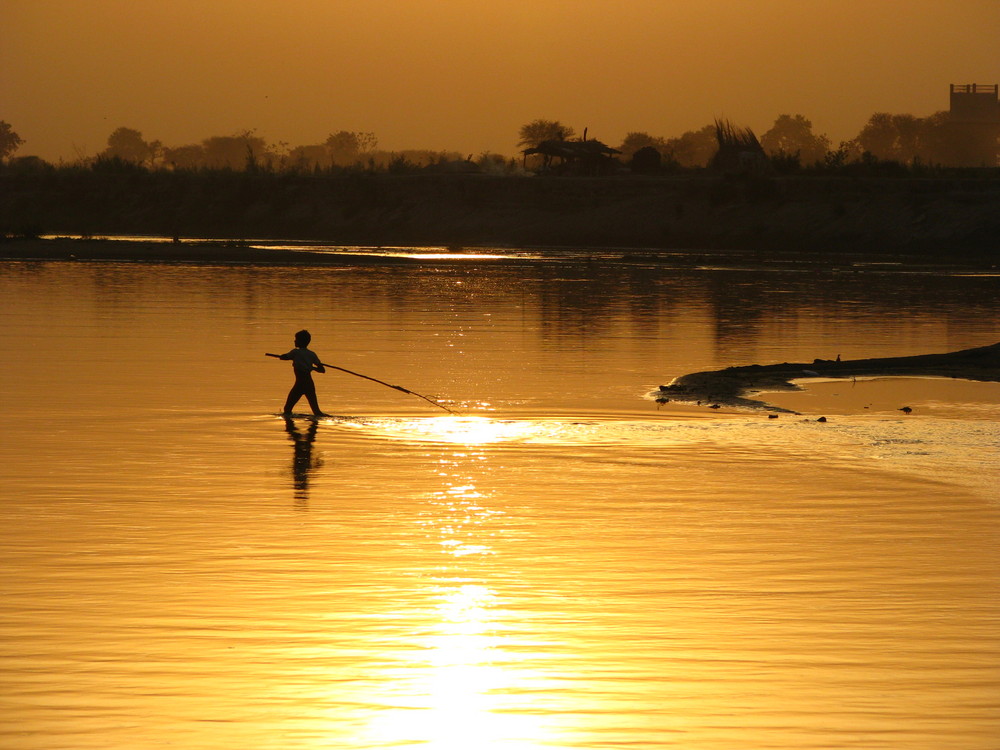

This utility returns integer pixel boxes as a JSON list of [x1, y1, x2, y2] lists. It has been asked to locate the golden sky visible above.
[[2, 0, 998, 161]]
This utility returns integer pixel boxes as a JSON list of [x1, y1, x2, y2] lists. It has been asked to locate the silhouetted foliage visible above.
[[822, 144, 853, 170], [201, 131, 271, 169], [517, 120, 576, 149], [767, 150, 802, 174], [92, 155, 148, 173], [103, 127, 155, 165], [847, 111, 995, 166], [16, 97, 998, 183], [3, 154, 998, 255], [760, 115, 831, 166], [286, 144, 330, 171], [5, 155, 53, 173], [661, 125, 717, 168], [629, 146, 662, 174], [710, 120, 768, 174], [0, 121, 24, 161], [474, 152, 523, 175], [618, 132, 668, 161], [163, 143, 207, 170], [856, 113, 924, 163], [521, 132, 621, 175], [326, 131, 377, 165]]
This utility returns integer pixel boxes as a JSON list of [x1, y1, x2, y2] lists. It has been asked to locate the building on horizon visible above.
[[948, 83, 1000, 167]]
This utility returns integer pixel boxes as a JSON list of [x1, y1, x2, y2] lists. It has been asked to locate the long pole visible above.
[[265, 353, 457, 414]]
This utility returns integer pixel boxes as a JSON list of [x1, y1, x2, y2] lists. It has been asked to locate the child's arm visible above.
[[312, 353, 325, 373], [265, 352, 294, 360]]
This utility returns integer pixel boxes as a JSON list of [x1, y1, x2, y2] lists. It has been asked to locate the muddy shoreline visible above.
[[656, 342, 1000, 412], [0, 238, 420, 265], [3, 173, 999, 257], [0, 235, 996, 270]]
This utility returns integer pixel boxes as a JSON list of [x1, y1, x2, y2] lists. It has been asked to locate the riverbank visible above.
[[0, 237, 419, 264], [3, 171, 999, 257], [656, 342, 1000, 412]]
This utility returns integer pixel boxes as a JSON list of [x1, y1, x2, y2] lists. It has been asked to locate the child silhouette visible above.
[[274, 330, 327, 417]]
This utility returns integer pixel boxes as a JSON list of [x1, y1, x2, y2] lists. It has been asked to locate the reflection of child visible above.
[[278, 330, 327, 416]]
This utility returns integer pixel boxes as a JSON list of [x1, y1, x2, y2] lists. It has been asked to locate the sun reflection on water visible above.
[[348, 412, 583, 749], [366, 581, 546, 749], [367, 416, 555, 445], [362, 463, 551, 748]]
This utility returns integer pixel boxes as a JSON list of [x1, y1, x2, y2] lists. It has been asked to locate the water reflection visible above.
[[401, 416, 537, 445], [366, 580, 539, 749], [283, 416, 322, 505], [353, 416, 577, 447], [361, 452, 550, 748], [4, 259, 1000, 750]]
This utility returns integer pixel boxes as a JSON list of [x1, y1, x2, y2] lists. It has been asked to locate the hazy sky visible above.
[[3, 0, 998, 161]]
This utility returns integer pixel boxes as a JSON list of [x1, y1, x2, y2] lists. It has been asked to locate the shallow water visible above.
[[1, 254, 999, 749]]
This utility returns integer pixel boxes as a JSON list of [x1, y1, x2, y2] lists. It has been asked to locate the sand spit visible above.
[[656, 342, 1000, 412], [0, 238, 416, 265]]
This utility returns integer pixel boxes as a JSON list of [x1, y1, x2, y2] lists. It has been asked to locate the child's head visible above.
[[294, 329, 311, 348]]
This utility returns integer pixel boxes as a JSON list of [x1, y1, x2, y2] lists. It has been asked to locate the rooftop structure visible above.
[[949, 83, 1000, 122], [948, 84, 999, 166]]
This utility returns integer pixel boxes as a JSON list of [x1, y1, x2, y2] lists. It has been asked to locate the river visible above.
[[2, 248, 999, 749]]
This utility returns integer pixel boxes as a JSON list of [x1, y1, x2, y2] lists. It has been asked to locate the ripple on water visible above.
[[323, 409, 1000, 500]]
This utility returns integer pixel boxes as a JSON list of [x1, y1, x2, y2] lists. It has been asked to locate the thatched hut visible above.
[[522, 129, 621, 174], [709, 119, 770, 175]]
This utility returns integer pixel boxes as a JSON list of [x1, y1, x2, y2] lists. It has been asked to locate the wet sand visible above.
[[656, 342, 1000, 413]]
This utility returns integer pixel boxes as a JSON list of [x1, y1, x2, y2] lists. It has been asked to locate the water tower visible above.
[[949, 84, 1000, 166]]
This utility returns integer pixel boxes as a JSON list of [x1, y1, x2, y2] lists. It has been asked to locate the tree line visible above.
[[1, 107, 997, 174], [520, 111, 997, 171], [0, 124, 483, 174]]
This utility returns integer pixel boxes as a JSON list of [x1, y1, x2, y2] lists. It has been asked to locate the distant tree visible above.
[[855, 113, 927, 163], [103, 127, 152, 164], [893, 114, 924, 163], [760, 114, 831, 166], [517, 119, 575, 149], [618, 131, 667, 161], [326, 131, 359, 164], [630, 145, 663, 174], [662, 124, 717, 168], [326, 131, 377, 165], [147, 139, 164, 167], [201, 130, 270, 169], [358, 132, 378, 154], [917, 110, 984, 166], [855, 113, 895, 159], [163, 143, 206, 170], [0, 121, 25, 161], [834, 138, 864, 164], [392, 149, 463, 168], [288, 144, 331, 170], [849, 111, 987, 165], [475, 152, 520, 175], [7, 155, 52, 172]]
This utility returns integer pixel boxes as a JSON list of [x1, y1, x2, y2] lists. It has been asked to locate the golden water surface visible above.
[[1, 256, 999, 749]]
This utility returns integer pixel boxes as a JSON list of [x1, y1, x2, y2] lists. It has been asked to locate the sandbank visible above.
[[0, 238, 412, 265], [655, 342, 1000, 414]]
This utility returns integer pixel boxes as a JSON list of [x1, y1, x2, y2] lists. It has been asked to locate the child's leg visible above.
[[303, 381, 323, 415], [283, 383, 304, 413]]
